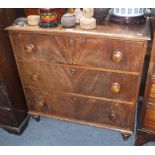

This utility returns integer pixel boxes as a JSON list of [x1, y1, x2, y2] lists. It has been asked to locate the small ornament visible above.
[[39, 8, 58, 28], [74, 8, 83, 24], [61, 13, 76, 28], [27, 15, 40, 26], [13, 17, 28, 27], [83, 8, 94, 18], [80, 8, 96, 30]]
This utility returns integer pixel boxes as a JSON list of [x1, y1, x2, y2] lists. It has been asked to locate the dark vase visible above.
[[39, 8, 59, 28], [94, 8, 110, 25]]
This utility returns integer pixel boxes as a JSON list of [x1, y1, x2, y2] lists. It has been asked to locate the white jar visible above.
[[111, 8, 146, 17]]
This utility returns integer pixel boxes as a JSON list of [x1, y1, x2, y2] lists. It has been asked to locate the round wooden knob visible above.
[[34, 96, 46, 107], [31, 73, 40, 81], [112, 51, 122, 63], [108, 112, 118, 121], [69, 39, 74, 45], [24, 44, 35, 54], [111, 82, 120, 93], [73, 96, 77, 102], [71, 68, 76, 74]]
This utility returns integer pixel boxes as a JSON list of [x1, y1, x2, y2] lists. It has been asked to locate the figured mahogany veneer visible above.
[[11, 33, 144, 72], [25, 87, 133, 130], [7, 19, 150, 139], [143, 106, 155, 131], [17, 61, 138, 102]]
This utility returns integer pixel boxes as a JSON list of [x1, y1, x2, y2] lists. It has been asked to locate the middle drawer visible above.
[[18, 61, 138, 102]]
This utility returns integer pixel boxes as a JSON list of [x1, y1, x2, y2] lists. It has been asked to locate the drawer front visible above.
[[143, 106, 155, 132], [0, 108, 16, 126], [11, 33, 144, 72], [25, 88, 133, 130], [149, 44, 155, 75], [146, 79, 155, 103], [73, 37, 144, 72], [11, 33, 73, 64], [18, 61, 138, 102]]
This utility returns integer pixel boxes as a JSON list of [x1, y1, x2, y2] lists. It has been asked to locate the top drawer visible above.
[[10, 33, 144, 72], [11, 33, 73, 64]]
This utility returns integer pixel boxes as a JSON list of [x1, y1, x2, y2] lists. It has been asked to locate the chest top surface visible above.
[[7, 18, 151, 41]]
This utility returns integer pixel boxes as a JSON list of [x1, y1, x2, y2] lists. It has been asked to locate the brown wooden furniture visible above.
[[7, 18, 150, 139], [0, 9, 29, 134], [135, 17, 155, 145]]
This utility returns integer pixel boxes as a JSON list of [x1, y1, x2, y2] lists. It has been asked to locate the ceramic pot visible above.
[[39, 8, 58, 28], [39, 8, 58, 22], [61, 13, 76, 27], [80, 16, 96, 30], [27, 15, 40, 26], [13, 17, 28, 26], [111, 8, 146, 17]]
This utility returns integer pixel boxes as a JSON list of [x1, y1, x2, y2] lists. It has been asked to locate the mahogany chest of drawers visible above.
[[7, 19, 150, 139]]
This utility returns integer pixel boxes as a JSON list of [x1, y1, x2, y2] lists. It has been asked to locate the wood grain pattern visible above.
[[8, 17, 150, 137], [149, 44, 155, 75], [142, 44, 155, 104], [148, 80, 155, 102], [135, 17, 155, 145], [11, 33, 144, 72], [143, 18, 155, 104], [11, 33, 73, 64], [25, 87, 133, 130], [143, 106, 155, 132], [72, 38, 144, 72], [7, 18, 151, 41], [17, 61, 138, 102]]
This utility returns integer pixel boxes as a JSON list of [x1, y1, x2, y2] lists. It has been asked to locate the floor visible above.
[[0, 117, 155, 146]]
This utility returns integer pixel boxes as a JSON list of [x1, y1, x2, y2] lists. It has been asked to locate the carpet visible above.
[[0, 117, 155, 146]]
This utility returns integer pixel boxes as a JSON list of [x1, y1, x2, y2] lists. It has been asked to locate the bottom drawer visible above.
[[0, 108, 16, 126], [143, 106, 155, 132], [25, 88, 134, 130]]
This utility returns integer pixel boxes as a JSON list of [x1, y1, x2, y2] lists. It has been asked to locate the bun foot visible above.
[[135, 129, 155, 145], [121, 133, 131, 141], [135, 134, 147, 146], [31, 114, 40, 122]]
